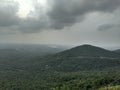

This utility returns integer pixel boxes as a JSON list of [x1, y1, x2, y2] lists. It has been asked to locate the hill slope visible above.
[[114, 49, 120, 54], [36, 44, 120, 72], [55, 44, 120, 58], [0, 44, 120, 90], [0, 44, 120, 72], [0, 44, 67, 71]]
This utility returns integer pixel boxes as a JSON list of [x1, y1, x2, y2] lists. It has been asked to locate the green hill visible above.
[[55, 44, 120, 58], [0, 44, 120, 90], [37, 44, 120, 72], [114, 49, 120, 54]]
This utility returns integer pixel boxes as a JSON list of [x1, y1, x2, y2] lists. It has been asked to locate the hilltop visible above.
[[33, 44, 120, 72]]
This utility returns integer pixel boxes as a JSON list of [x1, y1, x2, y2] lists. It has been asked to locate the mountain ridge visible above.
[[34, 44, 120, 72], [114, 49, 120, 54], [54, 44, 120, 58]]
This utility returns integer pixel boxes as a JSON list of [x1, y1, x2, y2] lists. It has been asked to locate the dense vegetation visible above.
[[0, 70, 120, 90], [98, 85, 120, 90], [0, 44, 120, 90]]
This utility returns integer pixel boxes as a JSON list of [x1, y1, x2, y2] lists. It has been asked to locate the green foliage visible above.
[[0, 44, 120, 89], [98, 85, 120, 90], [0, 70, 120, 90]]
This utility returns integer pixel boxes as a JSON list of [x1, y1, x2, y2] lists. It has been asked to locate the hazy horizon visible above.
[[0, 42, 120, 51]]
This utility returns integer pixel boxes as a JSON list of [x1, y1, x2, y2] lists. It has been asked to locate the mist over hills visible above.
[[26, 44, 120, 72], [0, 44, 120, 72], [0, 44, 68, 71], [0, 44, 120, 89], [0, 44, 68, 55]]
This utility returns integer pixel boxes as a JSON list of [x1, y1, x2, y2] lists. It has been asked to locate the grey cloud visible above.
[[0, 0, 120, 33], [48, 0, 120, 29], [18, 18, 49, 33], [0, 1, 49, 33], [98, 24, 120, 31], [0, 2, 19, 27], [22, 0, 120, 32]]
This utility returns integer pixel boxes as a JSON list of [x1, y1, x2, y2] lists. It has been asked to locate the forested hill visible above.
[[0, 44, 120, 72], [114, 49, 120, 54], [54, 44, 120, 58], [0, 44, 120, 90], [37, 44, 120, 72]]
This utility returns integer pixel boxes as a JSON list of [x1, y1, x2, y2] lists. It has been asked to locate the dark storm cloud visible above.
[[98, 24, 120, 31], [0, 0, 120, 33], [19, 0, 120, 32], [0, 2, 19, 27], [48, 0, 120, 29], [0, 1, 49, 33]]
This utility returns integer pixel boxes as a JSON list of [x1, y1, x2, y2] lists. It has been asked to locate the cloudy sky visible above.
[[0, 0, 120, 48]]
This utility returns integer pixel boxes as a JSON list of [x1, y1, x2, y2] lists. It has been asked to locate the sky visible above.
[[0, 0, 120, 48]]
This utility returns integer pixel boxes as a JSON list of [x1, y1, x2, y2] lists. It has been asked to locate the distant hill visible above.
[[0, 44, 67, 56], [114, 49, 120, 54], [0, 44, 120, 72], [1, 44, 120, 90], [0, 44, 67, 71], [55, 44, 120, 58], [35, 44, 120, 72], [0, 44, 67, 62]]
